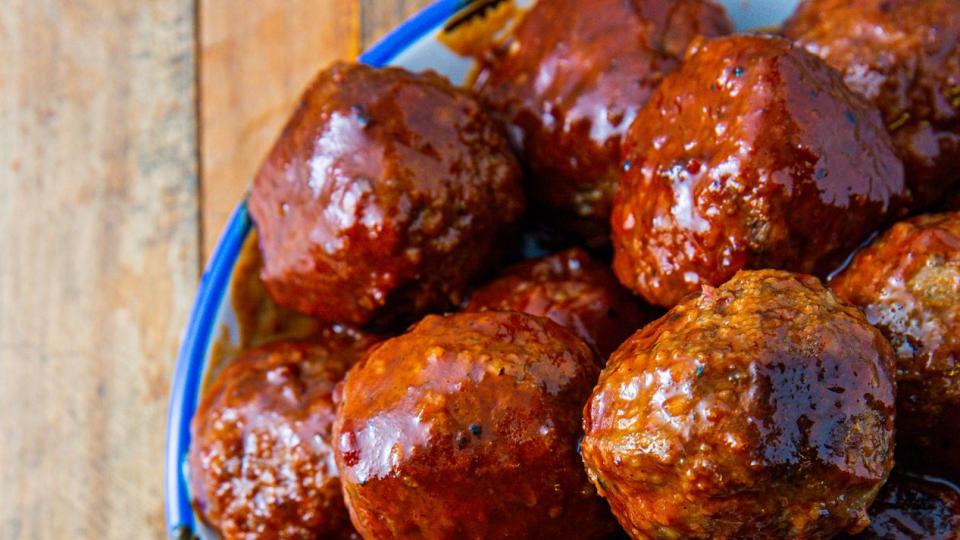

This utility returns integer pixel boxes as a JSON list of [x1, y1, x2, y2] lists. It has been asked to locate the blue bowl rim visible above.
[[163, 0, 469, 536]]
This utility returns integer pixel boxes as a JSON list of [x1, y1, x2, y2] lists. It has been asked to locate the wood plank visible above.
[[199, 0, 361, 260], [361, 0, 436, 48], [0, 1, 198, 539]]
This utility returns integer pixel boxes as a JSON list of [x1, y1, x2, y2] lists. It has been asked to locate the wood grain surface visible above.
[[199, 0, 360, 261], [0, 1, 198, 539], [0, 1, 433, 538]]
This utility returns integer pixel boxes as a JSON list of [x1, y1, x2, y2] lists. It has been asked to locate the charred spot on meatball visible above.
[[249, 62, 525, 326], [582, 270, 897, 539], [612, 34, 908, 308], [333, 311, 619, 540]]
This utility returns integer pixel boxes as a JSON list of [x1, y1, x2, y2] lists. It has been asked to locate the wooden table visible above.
[[0, 1, 430, 538]]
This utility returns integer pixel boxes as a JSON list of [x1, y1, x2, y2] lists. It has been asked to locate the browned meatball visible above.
[[473, 0, 732, 246], [784, 0, 960, 208], [249, 62, 525, 326], [189, 331, 379, 539], [464, 247, 655, 359], [830, 211, 960, 479], [842, 471, 960, 539], [613, 34, 908, 308], [333, 311, 618, 539], [581, 270, 897, 539]]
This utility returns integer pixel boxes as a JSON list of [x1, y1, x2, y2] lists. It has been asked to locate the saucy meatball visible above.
[[843, 472, 960, 539], [613, 34, 908, 308], [784, 0, 960, 208], [249, 62, 525, 326], [830, 211, 960, 478], [581, 270, 897, 539], [189, 332, 378, 539], [473, 0, 732, 246], [464, 247, 654, 359], [333, 311, 618, 539]]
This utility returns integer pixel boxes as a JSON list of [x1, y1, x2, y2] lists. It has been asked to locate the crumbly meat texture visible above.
[[582, 270, 897, 539], [612, 34, 908, 308], [333, 311, 619, 540], [189, 333, 378, 540]]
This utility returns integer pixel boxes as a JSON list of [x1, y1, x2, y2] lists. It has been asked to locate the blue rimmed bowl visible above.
[[164, 1, 799, 537]]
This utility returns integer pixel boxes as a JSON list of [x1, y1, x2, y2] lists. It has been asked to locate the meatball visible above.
[[473, 0, 732, 246], [784, 0, 960, 208], [613, 34, 908, 308], [830, 211, 960, 478], [842, 472, 960, 539], [333, 311, 618, 539], [464, 247, 655, 359], [581, 270, 897, 539], [189, 331, 379, 539], [249, 62, 525, 326]]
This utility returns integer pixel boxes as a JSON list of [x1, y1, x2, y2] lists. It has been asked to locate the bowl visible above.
[[163, 1, 800, 537]]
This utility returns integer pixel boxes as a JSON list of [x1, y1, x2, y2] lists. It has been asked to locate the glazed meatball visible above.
[[784, 0, 960, 208], [581, 270, 897, 539], [464, 247, 655, 359], [473, 0, 732, 246], [333, 311, 618, 539], [613, 34, 908, 308], [249, 62, 525, 326], [842, 472, 960, 539], [189, 332, 379, 539], [830, 211, 960, 478]]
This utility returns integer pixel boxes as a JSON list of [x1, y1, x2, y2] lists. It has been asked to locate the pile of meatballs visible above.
[[187, 0, 960, 538]]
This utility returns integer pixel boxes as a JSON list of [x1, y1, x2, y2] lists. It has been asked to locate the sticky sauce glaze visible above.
[[612, 34, 909, 308], [472, 0, 733, 247], [464, 246, 658, 360], [842, 471, 960, 539], [189, 338, 379, 540], [333, 311, 618, 540], [249, 62, 524, 327], [784, 0, 960, 208], [582, 270, 897, 539], [830, 211, 960, 479]]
